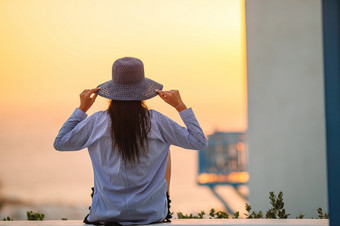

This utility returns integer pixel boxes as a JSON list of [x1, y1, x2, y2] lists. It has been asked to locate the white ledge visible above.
[[0, 219, 329, 226]]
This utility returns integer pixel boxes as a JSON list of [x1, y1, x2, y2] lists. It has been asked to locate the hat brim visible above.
[[96, 77, 163, 101]]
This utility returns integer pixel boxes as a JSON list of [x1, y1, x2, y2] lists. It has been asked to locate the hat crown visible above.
[[112, 57, 145, 85], [97, 57, 163, 100]]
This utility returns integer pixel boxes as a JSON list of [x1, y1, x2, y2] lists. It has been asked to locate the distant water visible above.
[[0, 109, 245, 220]]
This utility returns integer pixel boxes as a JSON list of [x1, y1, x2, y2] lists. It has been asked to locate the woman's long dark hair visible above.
[[108, 100, 151, 164]]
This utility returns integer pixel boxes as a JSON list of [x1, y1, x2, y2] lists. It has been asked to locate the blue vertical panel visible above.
[[322, 0, 340, 225]]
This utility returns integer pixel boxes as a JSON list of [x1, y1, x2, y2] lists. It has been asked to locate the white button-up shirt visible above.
[[54, 108, 207, 225]]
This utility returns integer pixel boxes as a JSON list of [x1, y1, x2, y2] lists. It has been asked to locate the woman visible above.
[[54, 57, 208, 225]]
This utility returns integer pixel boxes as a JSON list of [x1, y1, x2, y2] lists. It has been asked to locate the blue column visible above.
[[322, 0, 340, 225]]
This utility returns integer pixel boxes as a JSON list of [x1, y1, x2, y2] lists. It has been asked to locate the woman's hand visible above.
[[156, 89, 187, 112], [79, 88, 101, 113]]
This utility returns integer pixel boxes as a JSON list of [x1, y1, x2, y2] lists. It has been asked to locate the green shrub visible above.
[[209, 208, 229, 219], [244, 203, 263, 218], [296, 214, 304, 219], [177, 211, 205, 219], [265, 191, 290, 219], [27, 211, 45, 221], [2, 216, 13, 221], [175, 191, 328, 219], [317, 208, 329, 219]]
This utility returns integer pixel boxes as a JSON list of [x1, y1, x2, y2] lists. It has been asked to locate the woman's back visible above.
[[85, 110, 169, 224], [54, 57, 208, 225]]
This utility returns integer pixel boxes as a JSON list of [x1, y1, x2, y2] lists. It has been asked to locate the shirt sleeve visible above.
[[155, 108, 208, 150], [53, 108, 97, 151]]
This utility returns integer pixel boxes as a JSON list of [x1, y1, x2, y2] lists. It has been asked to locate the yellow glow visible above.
[[0, 0, 246, 132], [197, 172, 249, 184], [237, 142, 245, 152], [0, 0, 247, 209]]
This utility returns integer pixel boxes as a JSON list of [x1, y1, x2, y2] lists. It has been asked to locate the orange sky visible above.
[[0, 0, 247, 212], [0, 0, 247, 134]]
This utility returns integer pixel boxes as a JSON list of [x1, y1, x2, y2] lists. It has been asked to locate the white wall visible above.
[[245, 0, 328, 218]]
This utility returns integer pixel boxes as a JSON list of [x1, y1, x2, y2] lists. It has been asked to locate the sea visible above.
[[0, 106, 247, 220]]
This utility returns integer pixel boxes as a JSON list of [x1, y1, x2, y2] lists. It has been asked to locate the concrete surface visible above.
[[0, 219, 329, 226]]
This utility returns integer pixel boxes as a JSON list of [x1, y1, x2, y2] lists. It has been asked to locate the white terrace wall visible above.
[[245, 0, 328, 218]]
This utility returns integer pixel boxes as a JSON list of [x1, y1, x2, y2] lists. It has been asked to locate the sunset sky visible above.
[[0, 0, 246, 133], [0, 0, 247, 212]]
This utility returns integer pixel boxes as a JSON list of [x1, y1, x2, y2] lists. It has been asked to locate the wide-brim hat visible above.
[[97, 57, 163, 101]]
